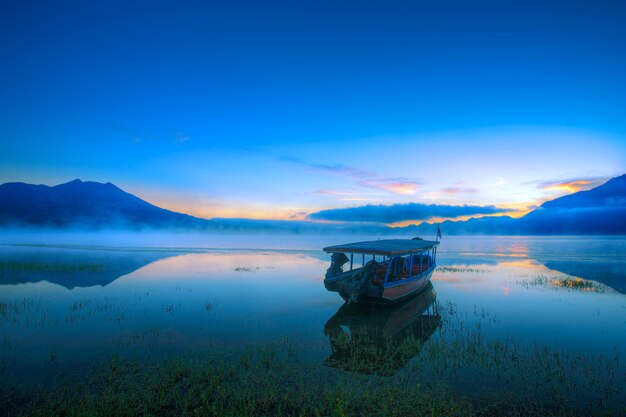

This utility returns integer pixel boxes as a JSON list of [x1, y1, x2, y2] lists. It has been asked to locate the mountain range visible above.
[[408, 174, 626, 235], [0, 174, 625, 234]]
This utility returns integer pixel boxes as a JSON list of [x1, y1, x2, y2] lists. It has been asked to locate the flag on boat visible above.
[[437, 224, 442, 240]]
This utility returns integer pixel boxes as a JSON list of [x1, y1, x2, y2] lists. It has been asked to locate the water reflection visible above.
[[539, 260, 625, 293], [0, 245, 183, 288], [323, 283, 440, 376]]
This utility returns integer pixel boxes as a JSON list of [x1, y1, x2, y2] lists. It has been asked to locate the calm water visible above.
[[1, 235, 625, 411]]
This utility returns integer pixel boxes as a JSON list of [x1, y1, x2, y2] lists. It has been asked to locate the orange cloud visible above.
[[538, 177, 608, 194]]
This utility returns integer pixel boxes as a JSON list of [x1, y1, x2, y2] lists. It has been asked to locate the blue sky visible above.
[[1, 1, 625, 223]]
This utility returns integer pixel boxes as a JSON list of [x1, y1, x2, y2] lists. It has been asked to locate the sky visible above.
[[1, 0, 625, 225]]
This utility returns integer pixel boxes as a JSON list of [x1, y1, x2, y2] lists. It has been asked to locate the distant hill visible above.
[[519, 174, 626, 234], [0, 179, 208, 229], [405, 174, 626, 235]]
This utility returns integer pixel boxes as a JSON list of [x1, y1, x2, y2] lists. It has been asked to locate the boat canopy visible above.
[[323, 239, 439, 256]]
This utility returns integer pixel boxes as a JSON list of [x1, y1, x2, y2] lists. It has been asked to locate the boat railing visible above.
[[383, 249, 437, 285], [326, 245, 438, 286]]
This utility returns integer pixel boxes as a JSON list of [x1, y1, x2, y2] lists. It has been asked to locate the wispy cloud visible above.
[[281, 155, 422, 196], [537, 176, 608, 193], [310, 189, 375, 202], [173, 133, 190, 145], [440, 187, 479, 194], [358, 178, 421, 195], [309, 203, 513, 223], [279, 156, 374, 178], [311, 189, 353, 196]]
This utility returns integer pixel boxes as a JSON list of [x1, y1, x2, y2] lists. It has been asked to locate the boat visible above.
[[323, 238, 439, 304], [323, 282, 440, 375]]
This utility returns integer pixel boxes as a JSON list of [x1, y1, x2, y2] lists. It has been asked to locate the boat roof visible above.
[[323, 239, 439, 256]]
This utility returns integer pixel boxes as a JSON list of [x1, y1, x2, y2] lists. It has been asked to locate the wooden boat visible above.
[[323, 238, 439, 304], [323, 282, 440, 375]]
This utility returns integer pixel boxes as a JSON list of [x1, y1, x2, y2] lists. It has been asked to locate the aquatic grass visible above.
[[551, 277, 598, 291], [66, 296, 122, 323], [436, 266, 492, 274], [233, 266, 261, 272], [0, 298, 47, 327], [2, 305, 625, 416], [514, 274, 605, 292], [7, 339, 622, 417]]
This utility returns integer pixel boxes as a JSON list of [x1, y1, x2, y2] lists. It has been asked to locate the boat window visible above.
[[386, 255, 411, 283]]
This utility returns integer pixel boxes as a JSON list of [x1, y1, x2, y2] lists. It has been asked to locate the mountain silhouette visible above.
[[540, 175, 626, 209], [0, 179, 208, 229], [411, 174, 626, 235], [519, 174, 626, 234]]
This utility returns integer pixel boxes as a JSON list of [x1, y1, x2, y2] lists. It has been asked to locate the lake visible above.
[[1, 235, 625, 415]]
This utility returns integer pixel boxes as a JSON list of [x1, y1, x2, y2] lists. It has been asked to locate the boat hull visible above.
[[325, 266, 435, 305], [381, 268, 434, 303]]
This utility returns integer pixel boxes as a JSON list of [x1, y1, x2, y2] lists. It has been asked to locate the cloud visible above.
[[288, 211, 308, 220], [280, 156, 423, 196], [173, 133, 190, 145], [279, 156, 374, 178], [309, 189, 375, 202], [311, 189, 353, 196], [309, 203, 513, 223], [440, 187, 479, 194], [358, 178, 421, 195], [537, 176, 608, 193]]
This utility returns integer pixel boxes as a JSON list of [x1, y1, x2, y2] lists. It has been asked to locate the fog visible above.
[[0, 228, 396, 251]]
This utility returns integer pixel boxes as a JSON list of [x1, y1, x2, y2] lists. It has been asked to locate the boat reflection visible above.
[[323, 282, 440, 376]]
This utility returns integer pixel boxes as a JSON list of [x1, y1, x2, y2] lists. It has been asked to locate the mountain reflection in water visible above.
[[323, 283, 440, 376], [0, 245, 182, 288]]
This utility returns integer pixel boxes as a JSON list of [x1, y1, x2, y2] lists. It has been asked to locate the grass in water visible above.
[[2, 353, 583, 417], [551, 277, 598, 291], [3, 317, 624, 417], [233, 267, 260, 272], [436, 266, 491, 274], [515, 275, 604, 292]]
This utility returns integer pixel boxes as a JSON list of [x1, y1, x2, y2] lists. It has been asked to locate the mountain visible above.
[[519, 174, 626, 234], [404, 174, 626, 235], [0, 179, 209, 229], [539, 175, 626, 210]]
